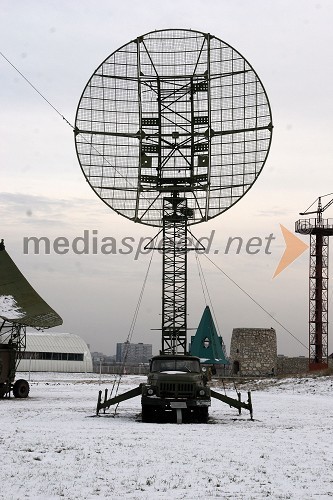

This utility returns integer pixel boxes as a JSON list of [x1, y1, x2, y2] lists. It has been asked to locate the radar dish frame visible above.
[[75, 29, 273, 354]]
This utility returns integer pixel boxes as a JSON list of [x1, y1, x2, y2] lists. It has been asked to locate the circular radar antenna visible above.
[[74, 29, 273, 227]]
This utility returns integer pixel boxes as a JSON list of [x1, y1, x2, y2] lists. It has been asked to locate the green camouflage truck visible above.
[[141, 354, 210, 423]]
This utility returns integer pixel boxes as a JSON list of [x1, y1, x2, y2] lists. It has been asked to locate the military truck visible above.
[[141, 354, 210, 423], [96, 353, 253, 423]]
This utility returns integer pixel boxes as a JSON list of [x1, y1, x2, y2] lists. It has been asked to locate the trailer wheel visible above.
[[13, 379, 30, 398]]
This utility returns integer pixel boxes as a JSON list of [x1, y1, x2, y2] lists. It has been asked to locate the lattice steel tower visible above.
[[74, 29, 273, 355], [296, 195, 333, 370]]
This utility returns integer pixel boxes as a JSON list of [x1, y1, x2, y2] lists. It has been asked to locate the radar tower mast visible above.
[[296, 194, 333, 369]]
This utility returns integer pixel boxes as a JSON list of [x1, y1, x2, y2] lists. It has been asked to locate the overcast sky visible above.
[[1, 0, 333, 357]]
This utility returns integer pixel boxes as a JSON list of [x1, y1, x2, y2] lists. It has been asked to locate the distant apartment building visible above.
[[116, 342, 152, 364]]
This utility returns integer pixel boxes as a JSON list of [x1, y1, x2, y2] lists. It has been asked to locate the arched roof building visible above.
[[17, 332, 93, 373]]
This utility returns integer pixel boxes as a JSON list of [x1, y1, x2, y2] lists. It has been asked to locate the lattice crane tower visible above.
[[296, 194, 333, 370]]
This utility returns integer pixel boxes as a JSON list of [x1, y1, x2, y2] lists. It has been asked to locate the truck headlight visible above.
[[147, 388, 154, 395], [199, 389, 205, 396]]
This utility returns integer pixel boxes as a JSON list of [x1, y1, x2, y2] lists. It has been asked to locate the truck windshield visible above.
[[151, 358, 200, 373]]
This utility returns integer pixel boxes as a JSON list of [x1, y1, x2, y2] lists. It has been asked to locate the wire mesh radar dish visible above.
[[75, 29, 273, 227]]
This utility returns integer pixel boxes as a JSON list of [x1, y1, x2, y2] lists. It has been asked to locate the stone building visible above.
[[230, 328, 277, 376]]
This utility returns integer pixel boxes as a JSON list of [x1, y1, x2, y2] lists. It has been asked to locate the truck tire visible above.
[[195, 407, 208, 423], [142, 405, 155, 423], [13, 379, 30, 398]]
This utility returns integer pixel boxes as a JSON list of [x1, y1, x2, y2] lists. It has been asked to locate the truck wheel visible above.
[[13, 379, 30, 398], [142, 405, 154, 423], [196, 407, 208, 423]]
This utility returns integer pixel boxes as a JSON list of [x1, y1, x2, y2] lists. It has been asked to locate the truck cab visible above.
[[141, 354, 211, 422]]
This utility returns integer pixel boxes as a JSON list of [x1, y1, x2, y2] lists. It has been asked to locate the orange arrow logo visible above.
[[273, 224, 309, 278]]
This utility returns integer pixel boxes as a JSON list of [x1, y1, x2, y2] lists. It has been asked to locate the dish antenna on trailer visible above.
[[0, 245, 63, 398], [74, 29, 273, 355]]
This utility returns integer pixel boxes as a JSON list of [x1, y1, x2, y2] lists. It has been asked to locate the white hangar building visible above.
[[17, 332, 93, 373]]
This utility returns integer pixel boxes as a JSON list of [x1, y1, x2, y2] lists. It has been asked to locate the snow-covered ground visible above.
[[0, 372, 332, 499]]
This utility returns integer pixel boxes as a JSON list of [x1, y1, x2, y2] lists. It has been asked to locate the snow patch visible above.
[[1, 372, 332, 499], [160, 370, 189, 374], [0, 294, 25, 319]]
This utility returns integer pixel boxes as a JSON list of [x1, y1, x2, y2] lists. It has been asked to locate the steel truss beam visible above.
[[0, 319, 26, 347], [162, 197, 188, 354], [309, 234, 328, 368]]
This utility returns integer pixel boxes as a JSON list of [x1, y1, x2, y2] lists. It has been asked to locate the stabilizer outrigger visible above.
[[96, 384, 143, 415], [210, 389, 253, 420]]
